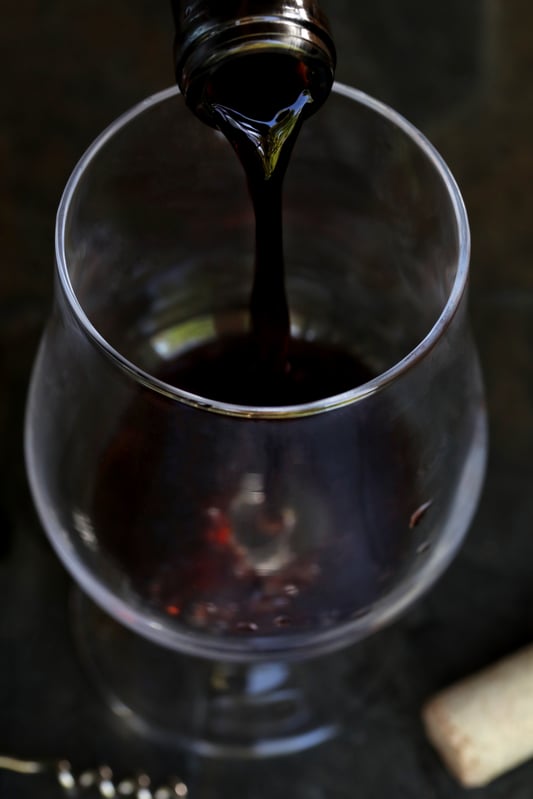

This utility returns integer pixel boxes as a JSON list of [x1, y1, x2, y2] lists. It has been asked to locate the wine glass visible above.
[[25, 83, 486, 756]]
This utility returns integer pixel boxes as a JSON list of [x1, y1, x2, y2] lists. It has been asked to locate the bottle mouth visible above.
[[175, 15, 336, 125]]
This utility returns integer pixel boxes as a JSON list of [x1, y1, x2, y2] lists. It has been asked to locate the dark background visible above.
[[2, 1, 533, 796]]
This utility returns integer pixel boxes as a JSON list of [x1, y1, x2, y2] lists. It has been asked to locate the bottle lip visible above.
[[175, 14, 336, 110]]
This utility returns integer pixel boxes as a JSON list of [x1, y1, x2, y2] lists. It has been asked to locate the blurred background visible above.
[[2, 1, 533, 796]]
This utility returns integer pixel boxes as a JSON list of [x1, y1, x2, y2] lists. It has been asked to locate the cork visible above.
[[422, 644, 533, 788]]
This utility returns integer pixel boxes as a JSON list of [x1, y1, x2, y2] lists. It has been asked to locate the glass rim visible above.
[[55, 82, 470, 420]]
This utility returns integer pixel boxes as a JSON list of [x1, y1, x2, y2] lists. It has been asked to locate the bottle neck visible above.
[[171, 0, 336, 125]]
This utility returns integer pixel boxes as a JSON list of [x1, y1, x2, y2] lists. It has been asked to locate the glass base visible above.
[[71, 590, 384, 759]]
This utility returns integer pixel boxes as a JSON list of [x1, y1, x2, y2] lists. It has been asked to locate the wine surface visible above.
[[159, 333, 372, 406]]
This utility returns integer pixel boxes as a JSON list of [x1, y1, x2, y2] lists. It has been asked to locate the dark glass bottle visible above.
[[170, 1, 336, 125]]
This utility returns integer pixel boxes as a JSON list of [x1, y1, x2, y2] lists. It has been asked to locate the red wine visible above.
[[203, 51, 331, 382], [92, 338, 418, 636], [159, 334, 372, 406], [91, 38, 420, 638]]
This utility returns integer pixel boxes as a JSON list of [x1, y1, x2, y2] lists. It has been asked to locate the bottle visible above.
[[170, 0, 336, 126]]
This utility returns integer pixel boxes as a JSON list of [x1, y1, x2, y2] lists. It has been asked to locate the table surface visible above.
[[2, 1, 533, 796]]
